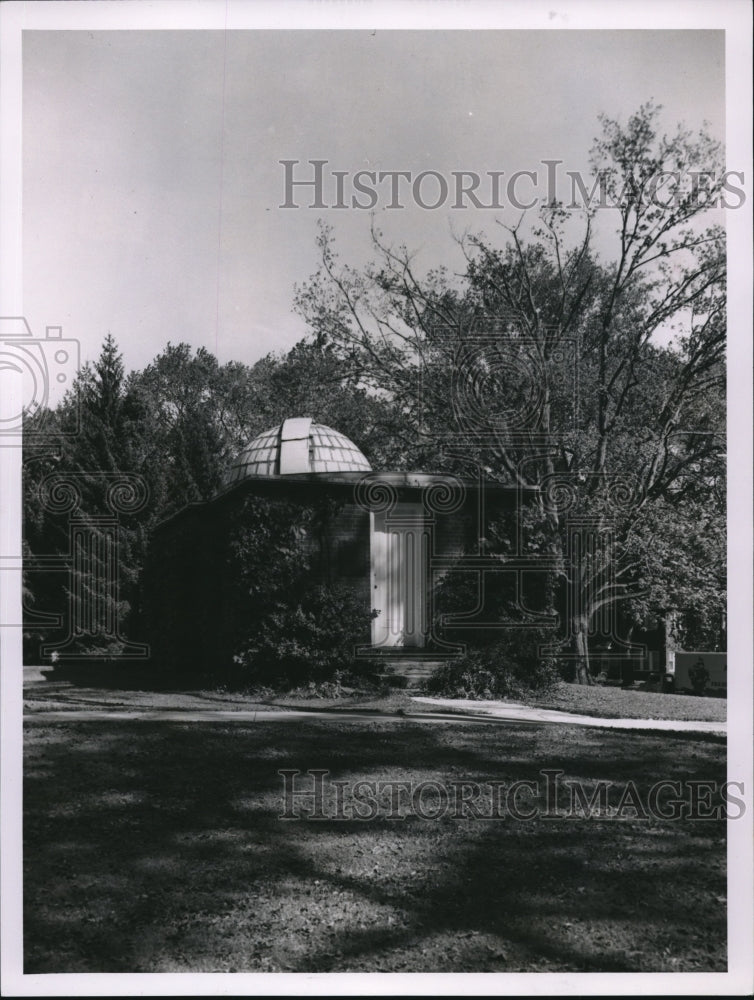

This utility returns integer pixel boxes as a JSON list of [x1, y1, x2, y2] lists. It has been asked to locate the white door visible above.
[[370, 504, 427, 648]]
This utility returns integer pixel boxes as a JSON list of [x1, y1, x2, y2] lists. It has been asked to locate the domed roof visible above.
[[224, 417, 372, 485]]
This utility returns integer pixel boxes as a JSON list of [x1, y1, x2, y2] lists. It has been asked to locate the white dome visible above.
[[224, 417, 372, 485]]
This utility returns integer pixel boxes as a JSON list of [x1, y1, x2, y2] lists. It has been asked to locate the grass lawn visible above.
[[22, 681, 287, 714], [24, 713, 726, 973], [526, 681, 726, 722], [23, 676, 726, 723]]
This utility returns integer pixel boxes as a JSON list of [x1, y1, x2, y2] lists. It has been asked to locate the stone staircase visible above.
[[376, 657, 449, 691]]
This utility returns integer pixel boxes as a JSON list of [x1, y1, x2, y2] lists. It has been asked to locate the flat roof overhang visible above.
[[154, 470, 532, 534]]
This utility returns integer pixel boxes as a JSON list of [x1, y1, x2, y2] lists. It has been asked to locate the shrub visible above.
[[288, 678, 345, 700], [432, 552, 556, 655], [233, 584, 377, 689], [426, 631, 558, 700]]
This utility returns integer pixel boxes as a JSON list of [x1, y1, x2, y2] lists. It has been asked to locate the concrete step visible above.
[[378, 659, 446, 689]]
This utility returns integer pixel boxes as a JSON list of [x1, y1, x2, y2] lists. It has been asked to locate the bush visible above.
[[233, 584, 377, 689], [426, 631, 558, 700], [288, 678, 346, 700]]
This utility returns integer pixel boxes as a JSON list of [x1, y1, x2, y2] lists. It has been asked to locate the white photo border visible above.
[[1, 1, 751, 996]]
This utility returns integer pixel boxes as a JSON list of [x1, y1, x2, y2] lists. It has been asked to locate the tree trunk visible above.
[[572, 615, 592, 685]]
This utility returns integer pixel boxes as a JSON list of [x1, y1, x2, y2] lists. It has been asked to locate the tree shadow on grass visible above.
[[24, 718, 726, 973]]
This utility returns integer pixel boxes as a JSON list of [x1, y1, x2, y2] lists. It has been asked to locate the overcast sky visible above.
[[23, 29, 725, 396]]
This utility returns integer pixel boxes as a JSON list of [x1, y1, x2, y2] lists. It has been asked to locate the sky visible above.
[[22, 28, 725, 399]]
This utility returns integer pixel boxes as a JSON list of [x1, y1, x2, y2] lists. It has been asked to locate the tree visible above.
[[132, 343, 245, 513], [23, 333, 406, 661], [24, 335, 153, 658], [239, 339, 406, 470], [294, 104, 726, 683]]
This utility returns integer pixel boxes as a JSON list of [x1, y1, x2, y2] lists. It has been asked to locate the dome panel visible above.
[[224, 419, 371, 485]]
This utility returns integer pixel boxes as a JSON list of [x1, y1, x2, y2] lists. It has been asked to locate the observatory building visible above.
[[145, 416, 522, 676]]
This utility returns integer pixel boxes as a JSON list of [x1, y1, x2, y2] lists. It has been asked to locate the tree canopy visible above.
[[23, 104, 726, 680], [292, 103, 726, 681]]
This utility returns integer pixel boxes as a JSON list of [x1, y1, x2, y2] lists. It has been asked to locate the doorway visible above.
[[370, 503, 428, 648]]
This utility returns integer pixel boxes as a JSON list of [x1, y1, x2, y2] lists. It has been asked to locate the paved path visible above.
[[412, 697, 726, 735], [23, 699, 726, 735]]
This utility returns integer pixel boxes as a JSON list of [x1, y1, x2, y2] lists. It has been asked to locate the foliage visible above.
[[294, 103, 726, 683], [622, 491, 725, 649], [426, 632, 559, 700], [147, 492, 379, 688], [232, 584, 376, 689], [22, 104, 726, 686], [240, 340, 406, 470], [432, 564, 554, 650], [23, 335, 400, 665], [23, 335, 153, 659]]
